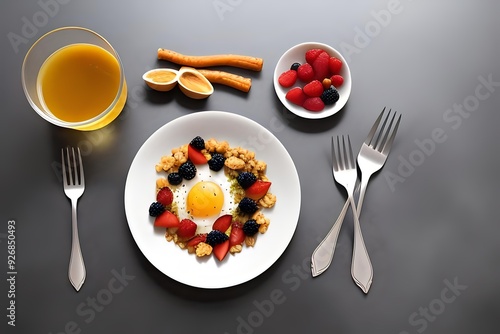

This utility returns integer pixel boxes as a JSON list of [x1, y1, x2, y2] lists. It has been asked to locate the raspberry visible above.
[[297, 63, 314, 82], [278, 69, 297, 88], [330, 74, 344, 87], [156, 187, 173, 206], [305, 48, 324, 64], [303, 97, 325, 112], [281, 48, 345, 114], [189, 136, 205, 150], [303, 80, 324, 97], [328, 57, 343, 75], [312, 51, 330, 81], [321, 86, 340, 105], [177, 219, 197, 239], [285, 87, 307, 106]]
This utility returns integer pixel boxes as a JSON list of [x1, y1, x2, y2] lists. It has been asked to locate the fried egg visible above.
[[174, 164, 236, 234], [187, 181, 224, 217]]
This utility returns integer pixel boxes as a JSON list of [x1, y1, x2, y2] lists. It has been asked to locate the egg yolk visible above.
[[186, 181, 224, 217]]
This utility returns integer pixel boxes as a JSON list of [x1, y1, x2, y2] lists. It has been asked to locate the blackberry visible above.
[[320, 86, 340, 105], [208, 153, 225, 171], [206, 230, 229, 246], [149, 201, 165, 217], [190, 136, 205, 150], [178, 161, 197, 180], [290, 62, 301, 71], [168, 172, 182, 185], [237, 172, 257, 189], [242, 219, 259, 236], [238, 197, 258, 214]]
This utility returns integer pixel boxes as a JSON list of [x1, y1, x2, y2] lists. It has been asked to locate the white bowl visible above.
[[273, 42, 352, 119]]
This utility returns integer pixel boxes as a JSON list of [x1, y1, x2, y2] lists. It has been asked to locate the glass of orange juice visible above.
[[22, 27, 127, 131]]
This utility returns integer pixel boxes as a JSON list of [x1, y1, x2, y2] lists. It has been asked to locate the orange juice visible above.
[[37, 43, 123, 124]]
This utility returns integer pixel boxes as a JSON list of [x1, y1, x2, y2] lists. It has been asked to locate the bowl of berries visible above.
[[274, 42, 351, 119]]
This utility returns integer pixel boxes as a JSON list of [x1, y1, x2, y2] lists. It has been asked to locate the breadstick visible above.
[[197, 69, 252, 92], [157, 48, 263, 72]]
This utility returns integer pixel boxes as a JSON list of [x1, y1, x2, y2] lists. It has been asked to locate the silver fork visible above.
[[62, 147, 86, 291], [357, 108, 401, 213], [311, 108, 401, 290], [330, 136, 372, 293]]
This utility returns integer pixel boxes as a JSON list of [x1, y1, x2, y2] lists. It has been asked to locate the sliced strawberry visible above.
[[303, 80, 324, 97], [303, 97, 325, 112], [177, 219, 197, 239], [278, 70, 297, 88], [212, 214, 232, 233], [312, 51, 330, 81], [154, 210, 180, 228], [229, 222, 245, 246], [213, 240, 230, 261], [305, 48, 324, 64], [285, 87, 307, 106], [156, 187, 173, 206], [330, 74, 344, 87], [328, 57, 343, 75], [188, 144, 207, 165], [296, 63, 314, 82], [245, 180, 271, 201], [187, 234, 206, 247]]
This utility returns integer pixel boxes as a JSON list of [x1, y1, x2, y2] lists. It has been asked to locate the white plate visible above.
[[273, 42, 352, 119], [124, 111, 301, 288]]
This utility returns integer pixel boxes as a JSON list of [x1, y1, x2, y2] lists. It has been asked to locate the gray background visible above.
[[1, 0, 499, 333]]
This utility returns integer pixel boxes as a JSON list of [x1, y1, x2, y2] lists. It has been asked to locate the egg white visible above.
[[173, 164, 236, 234]]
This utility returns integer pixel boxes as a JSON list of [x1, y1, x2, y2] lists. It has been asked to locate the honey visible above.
[[142, 67, 213, 98], [179, 72, 212, 93], [145, 70, 176, 83]]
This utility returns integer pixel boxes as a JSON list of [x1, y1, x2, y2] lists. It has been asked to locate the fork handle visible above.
[[356, 175, 371, 215], [69, 199, 86, 291], [311, 199, 350, 277], [349, 196, 373, 294]]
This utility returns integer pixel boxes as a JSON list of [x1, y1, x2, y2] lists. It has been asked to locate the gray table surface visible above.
[[2, 0, 500, 333]]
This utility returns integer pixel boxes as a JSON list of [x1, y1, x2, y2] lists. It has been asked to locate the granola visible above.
[[149, 137, 277, 262]]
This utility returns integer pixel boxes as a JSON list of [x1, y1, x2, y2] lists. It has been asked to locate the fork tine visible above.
[[381, 113, 401, 156], [71, 147, 78, 185], [364, 107, 386, 145], [65, 148, 74, 185], [375, 110, 395, 152], [61, 148, 67, 185], [373, 109, 392, 151], [331, 137, 338, 172], [330, 136, 337, 170], [347, 135, 355, 169], [76, 147, 84, 185], [341, 135, 348, 170]]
